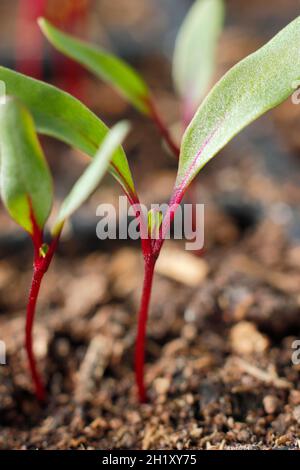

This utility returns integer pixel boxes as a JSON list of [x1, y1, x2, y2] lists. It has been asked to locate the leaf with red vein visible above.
[[175, 15, 300, 195]]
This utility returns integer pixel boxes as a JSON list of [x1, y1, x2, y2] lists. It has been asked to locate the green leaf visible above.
[[52, 121, 130, 235], [0, 97, 53, 234], [175, 16, 300, 193], [0, 66, 137, 201], [38, 18, 151, 115], [172, 0, 224, 120], [147, 208, 163, 239]]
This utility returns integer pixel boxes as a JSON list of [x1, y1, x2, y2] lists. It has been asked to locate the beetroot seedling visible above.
[[0, 96, 129, 401], [48, 13, 298, 402], [135, 16, 300, 402], [132, 15, 300, 401], [1, 14, 300, 403]]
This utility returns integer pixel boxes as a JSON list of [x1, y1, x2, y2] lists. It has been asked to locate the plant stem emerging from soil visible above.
[[135, 255, 156, 403], [26, 213, 61, 402], [135, 189, 185, 402], [26, 265, 46, 402]]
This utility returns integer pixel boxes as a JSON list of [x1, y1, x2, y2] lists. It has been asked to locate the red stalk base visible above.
[[26, 206, 61, 402], [26, 238, 59, 402], [26, 266, 46, 402], [134, 189, 186, 403], [135, 255, 156, 403]]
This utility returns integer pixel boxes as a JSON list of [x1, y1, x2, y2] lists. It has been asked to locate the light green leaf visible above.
[[175, 16, 300, 193], [0, 97, 53, 234], [38, 18, 151, 115], [52, 121, 130, 235], [147, 208, 163, 239], [173, 0, 224, 121], [0, 66, 137, 201]]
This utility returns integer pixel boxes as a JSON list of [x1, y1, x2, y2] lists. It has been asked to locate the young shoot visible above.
[[134, 14, 300, 401], [1, 14, 300, 404], [0, 96, 129, 401]]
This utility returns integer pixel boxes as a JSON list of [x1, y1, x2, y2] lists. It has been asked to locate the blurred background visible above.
[[0, 0, 300, 450]]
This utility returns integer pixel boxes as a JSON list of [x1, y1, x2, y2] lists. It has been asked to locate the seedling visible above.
[[0, 94, 129, 401], [0, 14, 300, 403]]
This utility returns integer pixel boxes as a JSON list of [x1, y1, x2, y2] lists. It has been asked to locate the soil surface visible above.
[[0, 0, 300, 450]]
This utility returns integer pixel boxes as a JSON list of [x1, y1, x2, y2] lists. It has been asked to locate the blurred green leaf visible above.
[[0, 66, 137, 201], [53, 121, 130, 235], [172, 0, 224, 121], [175, 16, 300, 194], [0, 97, 53, 234], [39, 18, 151, 115]]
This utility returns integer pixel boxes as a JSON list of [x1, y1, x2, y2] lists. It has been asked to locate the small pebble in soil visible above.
[[153, 377, 170, 396], [263, 395, 280, 414], [230, 321, 269, 355]]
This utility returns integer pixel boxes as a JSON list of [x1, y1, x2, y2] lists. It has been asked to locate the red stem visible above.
[[134, 187, 186, 402], [135, 255, 156, 403], [26, 265, 46, 402], [153, 189, 185, 256], [25, 201, 61, 401], [25, 234, 60, 402], [147, 98, 180, 158]]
